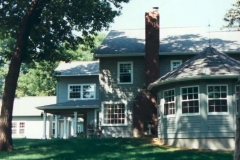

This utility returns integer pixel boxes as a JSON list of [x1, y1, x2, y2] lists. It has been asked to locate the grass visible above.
[[0, 138, 233, 160]]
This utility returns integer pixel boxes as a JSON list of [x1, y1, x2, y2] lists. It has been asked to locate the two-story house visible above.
[[37, 7, 240, 150]]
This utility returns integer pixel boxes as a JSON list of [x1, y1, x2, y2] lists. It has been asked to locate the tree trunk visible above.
[[0, 0, 48, 151], [235, 115, 240, 160], [235, 87, 240, 160]]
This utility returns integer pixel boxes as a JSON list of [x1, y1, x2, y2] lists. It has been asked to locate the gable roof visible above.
[[0, 96, 56, 116], [148, 47, 240, 90], [95, 27, 240, 57], [54, 61, 99, 77]]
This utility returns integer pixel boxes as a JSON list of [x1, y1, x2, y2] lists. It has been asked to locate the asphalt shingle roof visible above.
[[54, 61, 99, 76], [95, 27, 240, 56], [0, 96, 56, 116], [148, 47, 240, 89]]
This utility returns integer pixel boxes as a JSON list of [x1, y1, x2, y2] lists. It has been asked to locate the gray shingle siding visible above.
[[158, 79, 236, 139], [159, 55, 193, 77], [56, 76, 99, 103], [99, 56, 145, 137]]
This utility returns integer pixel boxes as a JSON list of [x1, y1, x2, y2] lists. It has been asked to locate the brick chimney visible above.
[[145, 7, 160, 87]]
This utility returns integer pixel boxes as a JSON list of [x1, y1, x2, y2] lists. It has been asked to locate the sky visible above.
[[107, 0, 236, 32]]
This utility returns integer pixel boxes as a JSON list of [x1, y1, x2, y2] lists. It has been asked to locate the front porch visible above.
[[36, 100, 100, 139]]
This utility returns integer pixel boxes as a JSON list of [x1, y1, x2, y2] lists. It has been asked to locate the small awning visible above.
[[36, 100, 99, 117]]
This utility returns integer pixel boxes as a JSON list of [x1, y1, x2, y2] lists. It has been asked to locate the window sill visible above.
[[117, 82, 133, 85], [163, 115, 176, 118], [68, 98, 96, 100], [207, 112, 229, 115], [101, 124, 128, 127], [181, 113, 200, 116]]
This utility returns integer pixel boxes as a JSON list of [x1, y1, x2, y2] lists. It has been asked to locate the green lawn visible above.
[[0, 138, 233, 160]]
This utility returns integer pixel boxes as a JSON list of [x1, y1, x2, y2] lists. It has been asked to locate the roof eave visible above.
[[54, 74, 99, 77], [36, 105, 99, 110], [148, 75, 239, 90], [94, 53, 144, 58]]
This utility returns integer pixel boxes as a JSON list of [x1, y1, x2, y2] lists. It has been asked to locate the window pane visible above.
[[194, 87, 198, 93], [222, 106, 227, 112], [188, 94, 193, 99], [120, 73, 131, 83], [182, 88, 187, 94], [214, 86, 220, 92], [188, 88, 193, 93], [208, 86, 213, 92], [182, 107, 188, 113], [194, 94, 198, 99], [221, 93, 227, 98], [221, 86, 226, 91], [182, 95, 187, 100]]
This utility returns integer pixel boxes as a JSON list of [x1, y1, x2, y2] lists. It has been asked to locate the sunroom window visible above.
[[208, 85, 227, 113], [163, 89, 175, 116], [68, 84, 96, 100], [181, 86, 199, 114]]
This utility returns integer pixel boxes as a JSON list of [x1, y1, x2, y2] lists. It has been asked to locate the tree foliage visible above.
[[224, 0, 240, 30], [15, 33, 105, 97], [0, 0, 129, 151], [0, 0, 127, 62]]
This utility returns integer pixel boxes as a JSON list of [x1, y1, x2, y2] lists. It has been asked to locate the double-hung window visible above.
[[12, 122, 17, 134], [181, 86, 199, 114], [171, 60, 182, 71], [118, 62, 133, 84], [68, 84, 96, 100], [163, 89, 175, 116], [12, 122, 25, 135], [208, 85, 228, 114], [102, 102, 127, 126]]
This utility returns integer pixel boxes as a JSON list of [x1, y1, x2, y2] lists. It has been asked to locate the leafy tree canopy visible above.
[[224, 0, 240, 30], [0, 0, 128, 63], [0, 33, 105, 97]]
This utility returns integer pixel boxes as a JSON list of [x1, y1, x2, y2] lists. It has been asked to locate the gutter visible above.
[[36, 105, 99, 110], [95, 51, 240, 57], [94, 53, 144, 58]]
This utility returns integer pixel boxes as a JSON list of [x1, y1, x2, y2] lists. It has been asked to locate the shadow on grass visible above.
[[0, 138, 233, 160]]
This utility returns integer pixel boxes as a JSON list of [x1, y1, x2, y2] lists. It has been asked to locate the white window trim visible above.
[[157, 92, 161, 119], [207, 84, 229, 115], [117, 61, 133, 84], [163, 88, 176, 118], [12, 121, 25, 136], [180, 85, 200, 116], [235, 85, 240, 114], [101, 100, 128, 126], [68, 84, 96, 100], [171, 60, 182, 71]]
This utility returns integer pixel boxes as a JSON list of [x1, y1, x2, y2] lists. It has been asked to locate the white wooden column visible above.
[[54, 115, 58, 138], [94, 109, 97, 128], [74, 112, 77, 137], [63, 117, 67, 139], [66, 118, 70, 138], [42, 112, 47, 139], [71, 118, 74, 137]]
